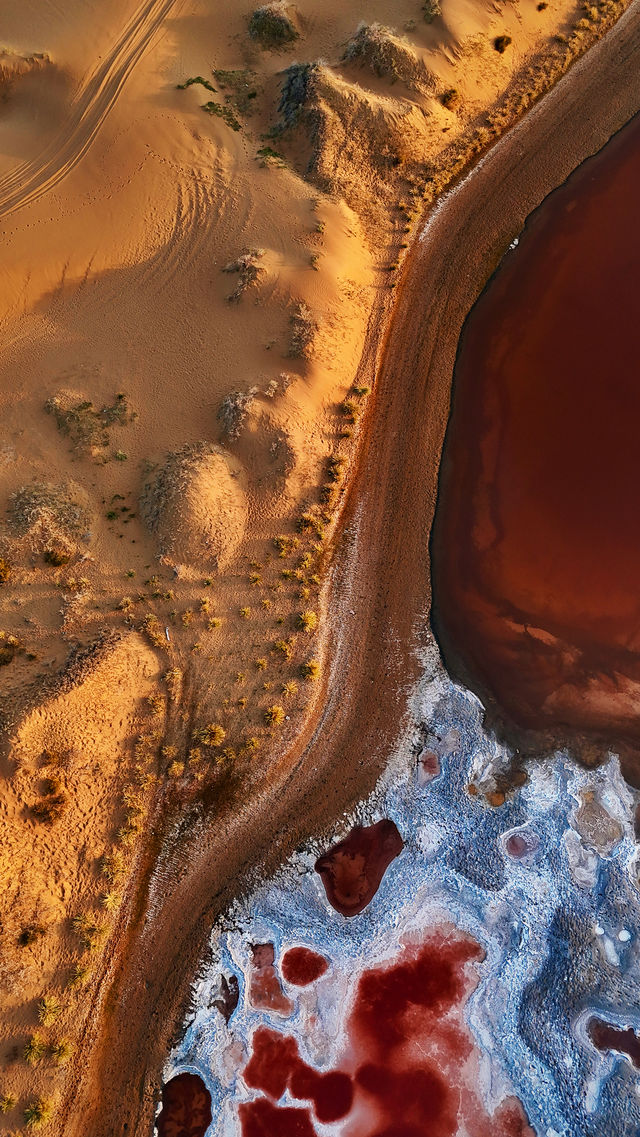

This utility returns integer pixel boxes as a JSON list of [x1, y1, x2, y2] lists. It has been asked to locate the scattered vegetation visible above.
[[67, 963, 91, 990], [71, 914, 106, 952], [249, 2, 299, 49], [45, 391, 135, 458], [213, 69, 259, 117], [282, 680, 298, 697], [300, 659, 320, 681], [177, 75, 217, 93], [288, 301, 318, 359], [202, 100, 241, 131], [343, 22, 436, 91], [0, 557, 11, 585], [274, 638, 294, 660], [0, 1094, 16, 1114], [217, 388, 257, 440], [223, 250, 264, 302]]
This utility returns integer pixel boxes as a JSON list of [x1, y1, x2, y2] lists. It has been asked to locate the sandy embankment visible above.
[[49, 3, 640, 1134]]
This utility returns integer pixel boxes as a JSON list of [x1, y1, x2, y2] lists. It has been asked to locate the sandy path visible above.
[[59, 5, 640, 1134], [0, 0, 180, 220]]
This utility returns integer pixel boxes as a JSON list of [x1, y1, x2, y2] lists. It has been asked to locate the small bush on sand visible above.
[[38, 995, 61, 1026], [168, 760, 185, 778], [0, 557, 11, 585], [440, 88, 460, 110], [24, 1034, 46, 1066], [273, 638, 294, 660], [193, 723, 226, 747], [249, 2, 299, 48], [423, 0, 441, 21], [217, 388, 257, 440], [71, 914, 106, 952], [282, 680, 298, 697], [264, 704, 285, 726], [101, 890, 121, 912], [101, 851, 126, 881], [67, 963, 91, 989], [288, 302, 318, 359], [50, 1039, 71, 1066], [223, 250, 264, 302], [494, 34, 512, 52], [24, 1099, 52, 1128], [296, 610, 317, 632], [43, 542, 71, 566], [300, 659, 320, 681], [0, 1094, 17, 1113]]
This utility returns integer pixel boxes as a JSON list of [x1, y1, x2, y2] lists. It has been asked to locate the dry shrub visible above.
[[288, 302, 318, 359], [249, 2, 299, 48]]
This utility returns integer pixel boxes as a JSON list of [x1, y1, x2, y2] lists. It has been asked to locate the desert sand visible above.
[[0, 0, 638, 1132]]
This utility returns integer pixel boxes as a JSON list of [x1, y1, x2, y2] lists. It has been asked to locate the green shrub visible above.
[[24, 1098, 52, 1128], [249, 3, 299, 48], [38, 995, 61, 1026], [24, 1033, 46, 1066]]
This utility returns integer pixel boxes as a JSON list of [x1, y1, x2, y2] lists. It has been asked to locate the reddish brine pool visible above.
[[432, 113, 640, 777]]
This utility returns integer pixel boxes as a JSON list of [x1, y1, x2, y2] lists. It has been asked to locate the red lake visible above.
[[431, 113, 640, 779]]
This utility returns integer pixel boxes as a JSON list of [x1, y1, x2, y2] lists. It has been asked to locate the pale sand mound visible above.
[[141, 443, 247, 570], [342, 23, 438, 94], [5, 480, 93, 565], [278, 62, 432, 218]]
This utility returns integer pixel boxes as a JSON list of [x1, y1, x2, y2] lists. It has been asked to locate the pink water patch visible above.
[[240, 929, 534, 1137]]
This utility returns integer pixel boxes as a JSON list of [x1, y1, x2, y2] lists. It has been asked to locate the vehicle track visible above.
[[0, 0, 179, 221]]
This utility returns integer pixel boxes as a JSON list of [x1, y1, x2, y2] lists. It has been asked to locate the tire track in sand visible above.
[[0, 0, 179, 221]]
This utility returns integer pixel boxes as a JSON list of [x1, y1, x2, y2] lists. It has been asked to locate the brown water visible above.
[[432, 112, 640, 773]]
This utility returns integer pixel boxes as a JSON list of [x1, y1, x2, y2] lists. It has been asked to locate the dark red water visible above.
[[248, 943, 293, 1015], [281, 947, 329, 986], [240, 931, 533, 1137], [432, 113, 640, 773], [589, 1017, 640, 1066], [156, 1072, 212, 1137], [314, 819, 404, 917]]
